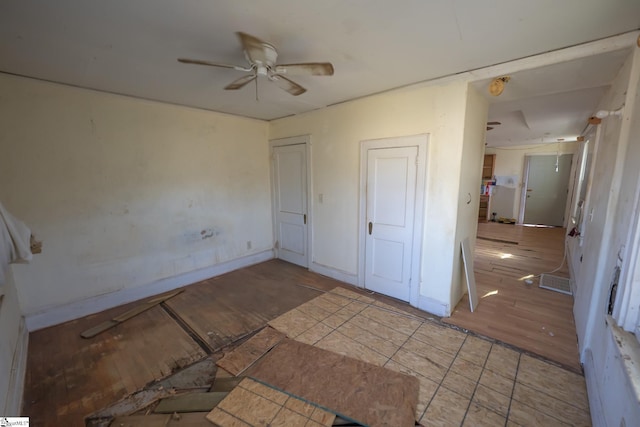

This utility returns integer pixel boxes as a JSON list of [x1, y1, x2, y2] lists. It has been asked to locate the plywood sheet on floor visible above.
[[246, 338, 419, 426], [216, 326, 285, 375], [265, 287, 591, 425], [445, 222, 580, 372], [207, 378, 336, 427]]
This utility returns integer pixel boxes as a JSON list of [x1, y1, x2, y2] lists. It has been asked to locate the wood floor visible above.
[[444, 222, 580, 372]]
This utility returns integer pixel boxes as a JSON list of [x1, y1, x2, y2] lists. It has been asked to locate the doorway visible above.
[[359, 135, 427, 304], [521, 154, 573, 226], [270, 136, 310, 268]]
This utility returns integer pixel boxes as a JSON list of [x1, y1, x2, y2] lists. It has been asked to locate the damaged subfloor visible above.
[[23, 253, 589, 426]]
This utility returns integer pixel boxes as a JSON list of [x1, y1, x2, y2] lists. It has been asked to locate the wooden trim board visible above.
[[461, 237, 479, 312], [80, 289, 183, 338]]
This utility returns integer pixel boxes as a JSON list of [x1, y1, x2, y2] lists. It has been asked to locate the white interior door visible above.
[[523, 154, 573, 226], [365, 146, 418, 301], [273, 143, 308, 267]]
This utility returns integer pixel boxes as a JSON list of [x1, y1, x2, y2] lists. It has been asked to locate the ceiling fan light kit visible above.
[[489, 76, 511, 96], [178, 32, 334, 96]]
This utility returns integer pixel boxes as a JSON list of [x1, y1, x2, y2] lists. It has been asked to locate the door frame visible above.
[[358, 134, 428, 307], [518, 153, 573, 227], [269, 135, 313, 267]]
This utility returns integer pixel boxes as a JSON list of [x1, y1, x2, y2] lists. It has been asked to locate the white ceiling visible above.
[[1, 1, 639, 145]]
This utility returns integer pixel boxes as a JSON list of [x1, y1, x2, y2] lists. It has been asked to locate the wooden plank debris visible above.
[[109, 414, 170, 427], [166, 412, 211, 426], [154, 392, 228, 414], [80, 289, 184, 338], [461, 237, 479, 312], [86, 389, 174, 420], [210, 376, 245, 392], [153, 356, 218, 390], [246, 338, 419, 426], [216, 326, 285, 375]]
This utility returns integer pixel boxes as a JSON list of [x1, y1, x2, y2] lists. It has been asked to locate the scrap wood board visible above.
[[216, 326, 285, 375], [461, 237, 479, 312], [154, 391, 227, 413], [245, 338, 419, 427], [80, 289, 184, 338], [111, 413, 211, 427]]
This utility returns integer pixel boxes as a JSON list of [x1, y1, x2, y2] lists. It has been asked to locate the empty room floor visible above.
[[22, 257, 589, 426]]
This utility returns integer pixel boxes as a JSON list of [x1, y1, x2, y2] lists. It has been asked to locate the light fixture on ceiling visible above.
[[594, 106, 624, 119], [489, 76, 511, 96]]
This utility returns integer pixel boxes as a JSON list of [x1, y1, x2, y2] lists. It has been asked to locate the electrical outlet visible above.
[[246, 241, 252, 250]]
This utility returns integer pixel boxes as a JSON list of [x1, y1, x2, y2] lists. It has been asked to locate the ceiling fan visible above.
[[486, 121, 501, 131], [178, 32, 334, 96]]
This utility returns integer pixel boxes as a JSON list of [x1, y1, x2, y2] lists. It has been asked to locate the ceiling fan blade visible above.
[[237, 32, 271, 64], [487, 121, 502, 126], [224, 74, 257, 90], [177, 58, 249, 71], [269, 74, 306, 96], [275, 63, 334, 76]]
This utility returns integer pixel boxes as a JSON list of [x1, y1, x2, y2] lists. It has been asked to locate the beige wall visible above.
[[270, 81, 480, 315], [0, 74, 271, 318], [452, 85, 489, 305]]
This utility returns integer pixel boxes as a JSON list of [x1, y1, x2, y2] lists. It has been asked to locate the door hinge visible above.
[[303, 214, 307, 225]]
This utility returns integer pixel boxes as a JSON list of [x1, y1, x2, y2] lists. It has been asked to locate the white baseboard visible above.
[[418, 295, 450, 317], [309, 262, 358, 286], [25, 250, 274, 331], [3, 317, 28, 416]]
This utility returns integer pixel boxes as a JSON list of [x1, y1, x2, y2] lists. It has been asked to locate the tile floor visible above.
[[268, 287, 591, 426]]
